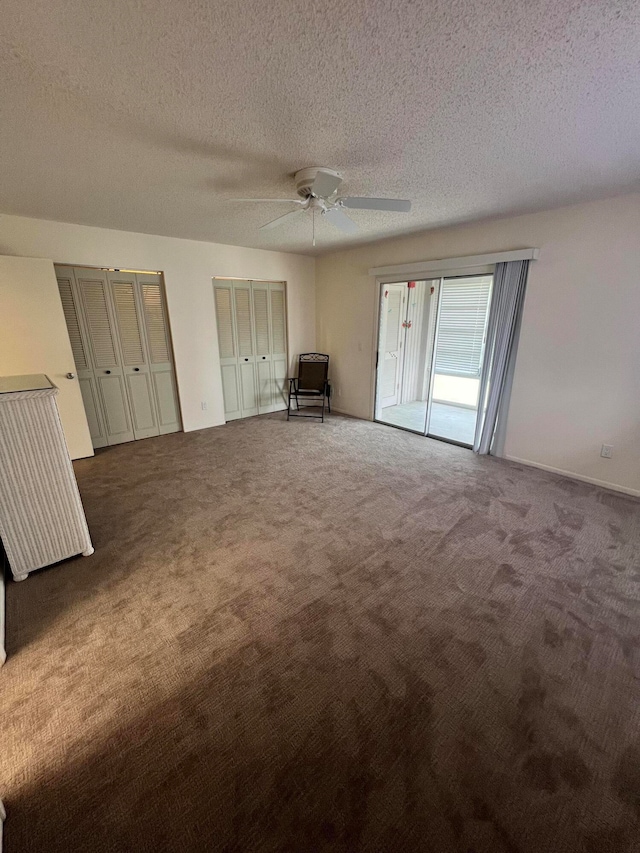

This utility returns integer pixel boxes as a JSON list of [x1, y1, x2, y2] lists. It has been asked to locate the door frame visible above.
[[372, 267, 495, 449]]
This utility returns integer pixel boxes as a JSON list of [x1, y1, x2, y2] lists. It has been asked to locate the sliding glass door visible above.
[[375, 273, 493, 447]]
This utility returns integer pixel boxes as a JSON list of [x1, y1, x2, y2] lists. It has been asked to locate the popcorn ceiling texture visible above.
[[0, 0, 639, 254]]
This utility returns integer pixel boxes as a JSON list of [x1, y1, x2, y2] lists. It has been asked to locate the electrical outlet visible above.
[[601, 444, 613, 459], [201, 401, 208, 411]]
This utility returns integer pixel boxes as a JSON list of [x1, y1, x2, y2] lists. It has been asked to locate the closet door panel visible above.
[[234, 283, 258, 417], [252, 285, 270, 356], [214, 284, 241, 420], [75, 269, 134, 445], [256, 358, 273, 412], [56, 268, 91, 371], [220, 365, 241, 420], [239, 361, 258, 416], [234, 286, 254, 358], [269, 283, 288, 412], [139, 275, 181, 434], [56, 267, 109, 448], [269, 285, 287, 357], [78, 376, 108, 448], [98, 374, 134, 442], [109, 273, 160, 439], [253, 282, 273, 414], [153, 369, 184, 431], [126, 372, 158, 433], [272, 355, 288, 411], [214, 280, 288, 421]]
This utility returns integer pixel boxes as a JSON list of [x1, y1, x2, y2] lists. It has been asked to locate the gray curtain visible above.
[[473, 259, 530, 455]]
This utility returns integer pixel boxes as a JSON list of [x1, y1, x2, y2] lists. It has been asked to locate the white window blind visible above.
[[435, 275, 492, 377]]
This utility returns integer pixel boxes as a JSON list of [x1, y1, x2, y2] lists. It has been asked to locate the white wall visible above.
[[0, 255, 94, 458], [0, 215, 316, 454], [316, 194, 640, 496]]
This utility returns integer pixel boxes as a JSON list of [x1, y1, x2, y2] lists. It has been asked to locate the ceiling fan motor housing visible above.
[[295, 167, 342, 199]]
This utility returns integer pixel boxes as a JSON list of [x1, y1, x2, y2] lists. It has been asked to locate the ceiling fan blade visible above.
[[311, 171, 342, 198], [259, 209, 304, 230], [340, 197, 412, 212], [231, 198, 303, 203], [322, 207, 359, 234]]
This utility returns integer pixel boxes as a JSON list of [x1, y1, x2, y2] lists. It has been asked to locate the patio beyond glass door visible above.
[[375, 274, 493, 447]]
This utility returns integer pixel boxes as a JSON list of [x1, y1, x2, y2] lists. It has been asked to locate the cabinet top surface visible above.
[[0, 374, 54, 395]]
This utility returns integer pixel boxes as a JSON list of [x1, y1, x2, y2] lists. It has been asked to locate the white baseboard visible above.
[[330, 406, 371, 420], [503, 455, 640, 499]]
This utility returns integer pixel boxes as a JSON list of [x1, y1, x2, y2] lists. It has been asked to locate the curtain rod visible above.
[[368, 248, 539, 277]]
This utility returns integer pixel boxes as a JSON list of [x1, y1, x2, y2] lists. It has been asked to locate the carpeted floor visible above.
[[2, 414, 640, 852]]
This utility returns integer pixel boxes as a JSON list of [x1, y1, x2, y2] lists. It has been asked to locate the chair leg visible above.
[[327, 389, 331, 414], [287, 390, 291, 420]]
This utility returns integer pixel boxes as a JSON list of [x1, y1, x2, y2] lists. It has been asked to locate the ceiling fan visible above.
[[232, 167, 411, 245]]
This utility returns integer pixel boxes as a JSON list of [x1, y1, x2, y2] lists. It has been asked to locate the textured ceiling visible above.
[[1, 0, 639, 256]]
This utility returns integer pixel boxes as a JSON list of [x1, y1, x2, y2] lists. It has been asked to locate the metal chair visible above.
[[287, 353, 331, 421]]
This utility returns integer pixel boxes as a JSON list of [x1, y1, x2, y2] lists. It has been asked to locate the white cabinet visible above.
[[0, 375, 93, 581], [56, 266, 181, 448], [214, 280, 287, 421]]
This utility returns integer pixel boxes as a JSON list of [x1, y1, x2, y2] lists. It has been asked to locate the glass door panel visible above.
[[425, 274, 493, 446], [375, 280, 438, 434]]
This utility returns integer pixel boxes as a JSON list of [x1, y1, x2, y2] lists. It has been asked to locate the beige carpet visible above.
[[2, 414, 640, 852]]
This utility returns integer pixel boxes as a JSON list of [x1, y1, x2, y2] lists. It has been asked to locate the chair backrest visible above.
[[298, 353, 329, 391]]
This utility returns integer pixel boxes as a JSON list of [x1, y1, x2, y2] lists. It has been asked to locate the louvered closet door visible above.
[[214, 284, 241, 420], [252, 282, 273, 414], [269, 283, 288, 412], [75, 269, 135, 445], [56, 266, 108, 448], [108, 272, 159, 439], [136, 274, 181, 435], [234, 284, 258, 417]]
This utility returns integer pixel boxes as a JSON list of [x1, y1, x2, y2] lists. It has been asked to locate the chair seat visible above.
[[296, 388, 324, 396]]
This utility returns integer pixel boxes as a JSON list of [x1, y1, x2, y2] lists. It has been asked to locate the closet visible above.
[[214, 279, 288, 420], [55, 265, 181, 448]]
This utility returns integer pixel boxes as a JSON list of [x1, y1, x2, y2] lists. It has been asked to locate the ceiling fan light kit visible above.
[[232, 167, 412, 245]]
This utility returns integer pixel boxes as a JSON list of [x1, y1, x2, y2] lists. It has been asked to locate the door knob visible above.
[[66, 372, 76, 379], [244, 358, 249, 362], [262, 356, 266, 360], [134, 367, 140, 372], [105, 370, 111, 374]]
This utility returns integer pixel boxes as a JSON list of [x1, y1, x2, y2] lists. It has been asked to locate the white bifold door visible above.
[[56, 266, 181, 448], [214, 280, 288, 421]]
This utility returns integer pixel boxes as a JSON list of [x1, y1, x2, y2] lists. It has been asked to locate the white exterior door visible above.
[[380, 283, 406, 408]]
